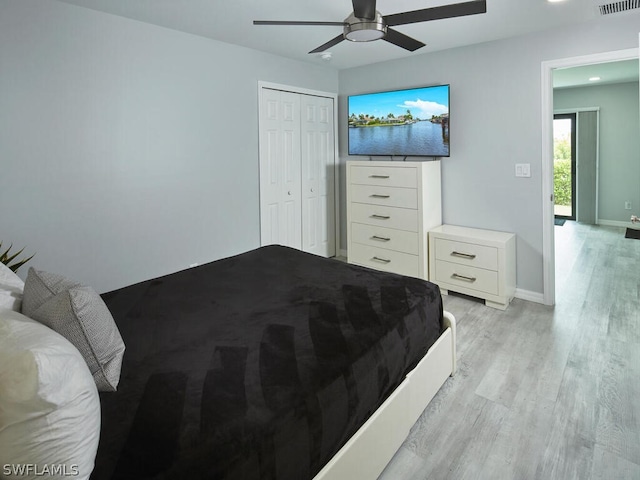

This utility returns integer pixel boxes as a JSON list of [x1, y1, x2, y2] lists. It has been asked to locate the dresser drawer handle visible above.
[[452, 273, 477, 282], [370, 214, 390, 220], [369, 175, 390, 179], [372, 256, 391, 264], [370, 194, 391, 199], [371, 235, 391, 242], [451, 251, 476, 260]]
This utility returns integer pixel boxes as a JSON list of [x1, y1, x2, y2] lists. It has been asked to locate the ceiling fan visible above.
[[254, 0, 487, 54]]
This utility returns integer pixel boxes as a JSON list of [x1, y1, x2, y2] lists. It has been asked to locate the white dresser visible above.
[[428, 224, 516, 310], [346, 160, 442, 280]]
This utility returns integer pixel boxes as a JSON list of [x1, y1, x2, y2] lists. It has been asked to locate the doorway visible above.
[[541, 47, 639, 306]]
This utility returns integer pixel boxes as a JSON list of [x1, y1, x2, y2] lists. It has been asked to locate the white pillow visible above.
[[0, 263, 24, 311], [0, 309, 100, 480]]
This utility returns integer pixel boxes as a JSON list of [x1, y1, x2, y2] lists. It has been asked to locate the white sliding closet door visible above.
[[301, 95, 335, 257], [259, 89, 302, 249], [259, 85, 336, 257]]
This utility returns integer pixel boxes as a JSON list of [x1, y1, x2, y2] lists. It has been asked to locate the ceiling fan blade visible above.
[[383, 28, 425, 52], [254, 20, 347, 26], [309, 34, 345, 54], [384, 0, 486, 27], [352, 0, 376, 20]]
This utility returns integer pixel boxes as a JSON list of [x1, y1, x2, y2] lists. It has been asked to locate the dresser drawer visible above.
[[350, 245, 420, 278], [350, 202, 418, 231], [349, 165, 417, 188], [351, 223, 419, 255], [350, 184, 417, 209], [434, 260, 499, 296], [434, 237, 498, 271]]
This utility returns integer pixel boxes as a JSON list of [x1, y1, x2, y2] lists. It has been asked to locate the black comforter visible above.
[[94, 245, 443, 480]]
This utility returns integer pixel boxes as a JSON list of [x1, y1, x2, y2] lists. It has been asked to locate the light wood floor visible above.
[[380, 221, 640, 480]]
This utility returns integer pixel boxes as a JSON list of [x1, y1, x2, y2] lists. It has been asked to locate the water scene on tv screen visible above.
[[348, 85, 449, 157]]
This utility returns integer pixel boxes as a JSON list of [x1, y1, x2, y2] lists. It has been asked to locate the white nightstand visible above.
[[428, 225, 516, 310]]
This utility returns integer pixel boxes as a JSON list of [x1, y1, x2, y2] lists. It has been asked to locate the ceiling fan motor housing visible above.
[[344, 11, 387, 41]]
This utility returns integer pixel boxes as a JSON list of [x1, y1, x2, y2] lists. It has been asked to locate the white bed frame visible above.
[[314, 310, 456, 480]]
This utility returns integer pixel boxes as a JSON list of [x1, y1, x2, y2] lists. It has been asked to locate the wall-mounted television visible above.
[[348, 84, 450, 157]]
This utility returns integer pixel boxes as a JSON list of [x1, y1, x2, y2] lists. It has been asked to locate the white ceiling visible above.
[[553, 59, 639, 89], [56, 0, 639, 77]]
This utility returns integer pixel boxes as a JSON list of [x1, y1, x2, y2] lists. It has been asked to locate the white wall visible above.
[[554, 81, 640, 225], [0, 0, 338, 292], [338, 12, 640, 296], [2, 1, 639, 298]]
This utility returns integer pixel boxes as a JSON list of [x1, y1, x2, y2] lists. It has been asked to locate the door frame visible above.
[[257, 81, 340, 256], [540, 47, 639, 306]]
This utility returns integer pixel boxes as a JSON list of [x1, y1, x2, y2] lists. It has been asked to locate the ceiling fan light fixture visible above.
[[343, 11, 387, 42], [344, 21, 387, 42]]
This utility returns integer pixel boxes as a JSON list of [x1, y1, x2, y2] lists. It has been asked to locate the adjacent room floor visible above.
[[380, 221, 640, 480]]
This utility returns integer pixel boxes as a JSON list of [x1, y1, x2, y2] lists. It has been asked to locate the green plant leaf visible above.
[[3, 246, 26, 265], [0, 242, 13, 263], [8, 254, 35, 273], [0, 241, 35, 273]]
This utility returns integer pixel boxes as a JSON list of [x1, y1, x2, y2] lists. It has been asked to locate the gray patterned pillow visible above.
[[21, 268, 81, 317], [22, 268, 125, 392]]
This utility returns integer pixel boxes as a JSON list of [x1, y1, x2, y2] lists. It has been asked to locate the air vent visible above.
[[598, 0, 640, 15]]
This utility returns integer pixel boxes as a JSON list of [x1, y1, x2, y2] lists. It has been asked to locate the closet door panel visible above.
[[259, 89, 302, 249], [301, 95, 335, 257]]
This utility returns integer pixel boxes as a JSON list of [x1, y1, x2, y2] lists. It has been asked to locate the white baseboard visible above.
[[515, 288, 545, 305], [596, 219, 631, 229]]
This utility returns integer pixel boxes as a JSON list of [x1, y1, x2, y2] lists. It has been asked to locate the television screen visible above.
[[348, 84, 450, 157]]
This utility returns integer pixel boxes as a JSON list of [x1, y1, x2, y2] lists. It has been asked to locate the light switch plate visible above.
[[515, 163, 531, 178]]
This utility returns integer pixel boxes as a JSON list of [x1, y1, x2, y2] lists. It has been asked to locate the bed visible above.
[[0, 245, 455, 480]]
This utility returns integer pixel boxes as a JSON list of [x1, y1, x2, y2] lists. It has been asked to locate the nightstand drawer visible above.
[[349, 165, 417, 188], [351, 223, 419, 255], [434, 260, 499, 296], [434, 238, 498, 271], [350, 202, 418, 231], [350, 245, 419, 278], [350, 184, 417, 209]]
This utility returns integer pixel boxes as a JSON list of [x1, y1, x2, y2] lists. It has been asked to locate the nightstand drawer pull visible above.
[[371, 235, 391, 242], [451, 251, 477, 260], [370, 194, 391, 199], [369, 175, 390, 179], [452, 273, 477, 282], [372, 256, 391, 264], [371, 214, 391, 220]]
